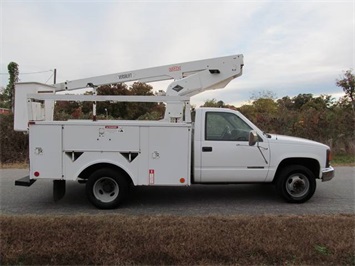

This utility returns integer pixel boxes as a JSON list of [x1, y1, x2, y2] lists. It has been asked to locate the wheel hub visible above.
[[286, 174, 309, 198], [93, 177, 119, 203], [291, 179, 305, 193], [102, 180, 115, 193]]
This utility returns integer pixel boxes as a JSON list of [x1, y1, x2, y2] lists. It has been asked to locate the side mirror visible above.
[[249, 130, 258, 146]]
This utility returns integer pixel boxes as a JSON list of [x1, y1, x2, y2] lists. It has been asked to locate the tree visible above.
[[292, 93, 314, 110], [127, 82, 156, 119], [336, 69, 355, 113], [250, 90, 277, 101], [252, 98, 278, 114], [201, 99, 225, 107], [0, 87, 8, 108], [95, 82, 159, 120], [54, 82, 164, 120], [0, 114, 29, 163], [277, 96, 294, 110], [54, 100, 82, 120], [3, 62, 19, 111], [96, 83, 129, 118]]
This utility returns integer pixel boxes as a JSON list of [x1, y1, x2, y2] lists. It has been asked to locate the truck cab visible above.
[[194, 108, 270, 183], [194, 107, 334, 203]]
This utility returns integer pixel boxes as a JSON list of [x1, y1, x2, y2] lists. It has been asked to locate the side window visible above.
[[205, 112, 252, 141]]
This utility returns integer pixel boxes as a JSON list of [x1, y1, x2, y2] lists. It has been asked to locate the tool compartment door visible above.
[[63, 124, 140, 152], [29, 124, 62, 179], [148, 126, 191, 186]]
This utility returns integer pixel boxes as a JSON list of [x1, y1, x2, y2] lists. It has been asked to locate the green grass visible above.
[[333, 153, 355, 166]]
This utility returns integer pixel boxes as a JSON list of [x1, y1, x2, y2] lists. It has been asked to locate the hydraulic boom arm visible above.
[[14, 54, 244, 130], [53, 54, 244, 97], [54, 54, 244, 122]]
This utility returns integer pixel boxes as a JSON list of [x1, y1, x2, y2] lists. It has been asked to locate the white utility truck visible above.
[[14, 54, 334, 209]]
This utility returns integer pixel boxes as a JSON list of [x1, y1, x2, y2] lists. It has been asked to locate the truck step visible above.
[[15, 176, 36, 187]]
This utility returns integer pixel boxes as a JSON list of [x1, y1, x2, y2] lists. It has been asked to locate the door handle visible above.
[[202, 147, 213, 152]]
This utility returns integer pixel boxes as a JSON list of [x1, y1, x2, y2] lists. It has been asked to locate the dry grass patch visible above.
[[1, 214, 354, 265], [0, 162, 28, 169]]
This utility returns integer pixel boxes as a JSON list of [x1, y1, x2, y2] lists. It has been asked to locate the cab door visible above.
[[199, 111, 269, 183]]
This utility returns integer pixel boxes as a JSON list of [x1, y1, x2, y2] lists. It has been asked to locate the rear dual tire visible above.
[[86, 168, 128, 209]]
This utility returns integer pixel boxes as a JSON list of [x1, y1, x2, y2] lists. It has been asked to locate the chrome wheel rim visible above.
[[93, 177, 119, 203], [285, 173, 309, 198]]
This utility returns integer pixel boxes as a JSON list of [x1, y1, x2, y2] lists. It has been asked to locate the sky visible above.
[[1, 0, 354, 107]]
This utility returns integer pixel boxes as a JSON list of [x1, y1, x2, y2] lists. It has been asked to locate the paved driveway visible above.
[[1, 167, 354, 215]]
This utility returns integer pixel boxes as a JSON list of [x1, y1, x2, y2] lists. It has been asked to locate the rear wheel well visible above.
[[78, 163, 132, 184], [274, 158, 320, 183]]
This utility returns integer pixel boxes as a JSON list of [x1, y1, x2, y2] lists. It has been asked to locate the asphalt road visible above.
[[0, 167, 354, 216]]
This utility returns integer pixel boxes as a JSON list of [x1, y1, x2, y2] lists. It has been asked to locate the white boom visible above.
[[14, 54, 244, 130], [53, 54, 243, 96]]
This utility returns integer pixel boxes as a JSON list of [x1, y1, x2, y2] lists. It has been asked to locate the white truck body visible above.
[[14, 54, 334, 208], [29, 120, 191, 186]]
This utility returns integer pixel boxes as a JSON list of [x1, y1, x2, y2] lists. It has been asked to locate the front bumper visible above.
[[321, 166, 335, 182]]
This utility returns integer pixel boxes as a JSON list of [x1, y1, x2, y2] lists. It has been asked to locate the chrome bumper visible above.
[[321, 166, 335, 182]]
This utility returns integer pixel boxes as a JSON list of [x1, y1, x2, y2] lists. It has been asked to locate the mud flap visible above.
[[53, 180, 66, 202]]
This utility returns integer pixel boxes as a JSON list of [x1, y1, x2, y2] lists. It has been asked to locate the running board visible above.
[[15, 176, 37, 187]]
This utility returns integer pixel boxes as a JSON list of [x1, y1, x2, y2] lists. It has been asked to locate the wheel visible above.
[[276, 165, 316, 203], [86, 168, 128, 209]]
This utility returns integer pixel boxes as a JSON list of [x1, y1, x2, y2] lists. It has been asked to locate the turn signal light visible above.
[[326, 150, 332, 168]]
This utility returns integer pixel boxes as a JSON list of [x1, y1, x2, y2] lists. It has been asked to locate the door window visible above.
[[205, 112, 252, 141]]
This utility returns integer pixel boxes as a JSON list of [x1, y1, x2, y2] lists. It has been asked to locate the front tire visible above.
[[86, 168, 128, 209], [276, 165, 316, 203]]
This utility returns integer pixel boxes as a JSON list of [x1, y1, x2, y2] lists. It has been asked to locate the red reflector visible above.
[[28, 121, 36, 125], [34, 171, 40, 177]]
